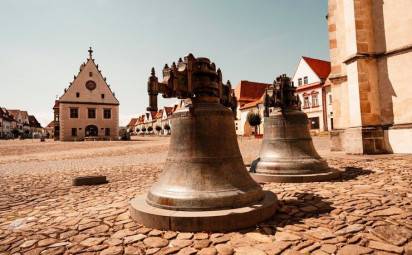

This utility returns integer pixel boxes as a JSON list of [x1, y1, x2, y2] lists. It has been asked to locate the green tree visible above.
[[155, 125, 162, 135], [247, 112, 262, 135], [164, 124, 171, 135]]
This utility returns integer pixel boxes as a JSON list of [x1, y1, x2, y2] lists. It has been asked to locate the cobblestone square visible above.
[[0, 137, 411, 255]]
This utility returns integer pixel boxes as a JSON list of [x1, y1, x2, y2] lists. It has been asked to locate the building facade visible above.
[[8, 110, 30, 134], [128, 105, 176, 136], [293, 56, 333, 132], [54, 48, 119, 141], [328, 0, 412, 154], [234, 80, 270, 136], [0, 108, 15, 138]]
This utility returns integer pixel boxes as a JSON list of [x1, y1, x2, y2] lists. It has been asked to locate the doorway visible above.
[[85, 125, 98, 137]]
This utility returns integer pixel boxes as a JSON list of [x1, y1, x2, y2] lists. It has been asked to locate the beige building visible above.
[[234, 81, 270, 136], [293, 56, 333, 132], [54, 48, 119, 141], [328, 0, 412, 154]]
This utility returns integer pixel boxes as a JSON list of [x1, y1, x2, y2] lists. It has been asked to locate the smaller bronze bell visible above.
[[250, 74, 340, 183]]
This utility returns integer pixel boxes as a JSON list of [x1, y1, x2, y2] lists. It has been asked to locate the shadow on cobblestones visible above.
[[250, 192, 334, 234], [339, 166, 374, 181]]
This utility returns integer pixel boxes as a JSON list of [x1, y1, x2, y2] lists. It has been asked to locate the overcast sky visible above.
[[0, 0, 329, 126]]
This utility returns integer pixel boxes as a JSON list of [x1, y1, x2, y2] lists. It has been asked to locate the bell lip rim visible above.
[[128, 191, 278, 232], [250, 170, 341, 183]]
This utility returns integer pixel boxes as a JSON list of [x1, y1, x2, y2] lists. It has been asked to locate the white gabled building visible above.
[[293, 56, 333, 132]]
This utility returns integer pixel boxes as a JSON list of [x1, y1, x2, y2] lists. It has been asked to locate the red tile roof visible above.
[[150, 111, 157, 120], [127, 118, 138, 127], [302, 57, 331, 80], [156, 109, 163, 119], [234, 81, 270, 105], [164, 107, 174, 117], [240, 93, 265, 110], [28, 115, 42, 128], [0, 108, 15, 122], [137, 115, 145, 124]]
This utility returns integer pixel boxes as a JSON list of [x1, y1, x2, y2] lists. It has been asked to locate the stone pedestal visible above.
[[330, 126, 391, 154], [130, 191, 277, 232]]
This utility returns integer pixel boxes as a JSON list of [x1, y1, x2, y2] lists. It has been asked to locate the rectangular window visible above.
[[298, 78, 302, 86], [88, 108, 96, 119], [105, 128, 110, 136], [71, 128, 77, 137], [309, 117, 320, 129], [103, 109, 111, 119], [76, 92, 80, 98], [312, 94, 319, 107], [70, 108, 78, 118], [303, 97, 310, 108], [303, 76, 308, 84], [329, 94, 333, 104], [101, 94, 105, 99]]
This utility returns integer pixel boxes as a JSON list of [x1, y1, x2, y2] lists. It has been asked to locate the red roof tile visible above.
[[164, 107, 174, 116], [240, 93, 265, 110], [234, 81, 270, 105], [127, 118, 138, 127], [150, 111, 157, 120], [28, 115, 42, 128], [302, 57, 331, 79]]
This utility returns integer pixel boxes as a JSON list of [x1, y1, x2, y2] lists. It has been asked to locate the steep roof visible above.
[[137, 115, 145, 124], [240, 93, 265, 110], [302, 56, 331, 80], [28, 115, 42, 128], [150, 111, 157, 120], [0, 108, 15, 122], [59, 47, 119, 105], [234, 81, 270, 104], [156, 109, 163, 119], [7, 110, 20, 118], [164, 107, 174, 117], [127, 118, 138, 127]]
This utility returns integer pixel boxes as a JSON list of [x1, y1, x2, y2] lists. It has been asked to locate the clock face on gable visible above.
[[85, 80, 96, 91]]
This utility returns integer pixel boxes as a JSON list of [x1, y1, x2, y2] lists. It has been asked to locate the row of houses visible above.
[[0, 107, 42, 138], [128, 56, 333, 137], [127, 105, 178, 135]]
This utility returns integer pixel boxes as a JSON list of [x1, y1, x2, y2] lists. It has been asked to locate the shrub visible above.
[[247, 112, 262, 135]]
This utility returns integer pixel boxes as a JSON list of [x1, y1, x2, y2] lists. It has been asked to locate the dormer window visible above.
[[76, 92, 80, 98], [298, 78, 302, 86], [304, 76, 308, 84]]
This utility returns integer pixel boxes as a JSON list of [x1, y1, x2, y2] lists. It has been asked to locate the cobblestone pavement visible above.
[[0, 137, 411, 255]]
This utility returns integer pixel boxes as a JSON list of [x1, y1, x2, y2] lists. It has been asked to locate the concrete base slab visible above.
[[251, 169, 341, 183], [129, 191, 278, 232]]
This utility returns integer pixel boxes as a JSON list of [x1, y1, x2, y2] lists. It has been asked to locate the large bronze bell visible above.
[[250, 74, 340, 183], [129, 54, 277, 232]]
